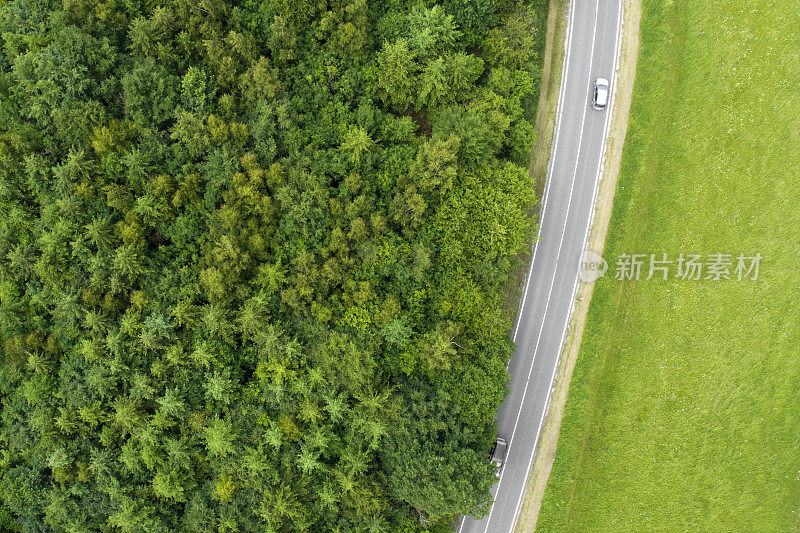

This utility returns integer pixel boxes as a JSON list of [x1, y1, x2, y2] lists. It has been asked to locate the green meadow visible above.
[[537, 0, 800, 530]]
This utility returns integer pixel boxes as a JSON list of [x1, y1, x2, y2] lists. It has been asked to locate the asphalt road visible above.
[[458, 1, 625, 531]]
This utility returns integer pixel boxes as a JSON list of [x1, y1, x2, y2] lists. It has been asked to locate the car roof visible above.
[[491, 437, 508, 466], [495, 438, 507, 455]]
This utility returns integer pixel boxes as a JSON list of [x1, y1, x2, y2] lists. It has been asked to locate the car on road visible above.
[[592, 77, 610, 110], [490, 437, 508, 477]]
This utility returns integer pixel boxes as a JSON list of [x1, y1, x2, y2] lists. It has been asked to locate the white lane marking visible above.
[[509, 0, 627, 527], [460, 2, 582, 531], [461, 0, 628, 529], [480, 1, 600, 531], [505, 0, 608, 525], [512, 0, 579, 342]]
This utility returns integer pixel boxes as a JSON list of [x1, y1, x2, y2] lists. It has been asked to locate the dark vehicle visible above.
[[592, 77, 610, 110], [490, 437, 508, 477]]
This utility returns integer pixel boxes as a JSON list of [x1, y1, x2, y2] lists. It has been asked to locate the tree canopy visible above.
[[0, 0, 545, 530]]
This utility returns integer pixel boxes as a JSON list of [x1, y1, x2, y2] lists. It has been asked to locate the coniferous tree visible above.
[[0, 0, 542, 528]]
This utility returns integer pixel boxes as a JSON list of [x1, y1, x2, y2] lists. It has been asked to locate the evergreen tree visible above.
[[0, 0, 541, 528]]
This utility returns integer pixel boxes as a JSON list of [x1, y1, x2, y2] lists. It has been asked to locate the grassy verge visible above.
[[537, 0, 800, 530]]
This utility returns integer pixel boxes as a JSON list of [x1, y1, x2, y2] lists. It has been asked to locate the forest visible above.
[[0, 0, 544, 530]]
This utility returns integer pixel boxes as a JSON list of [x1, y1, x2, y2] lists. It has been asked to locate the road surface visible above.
[[458, 0, 625, 531]]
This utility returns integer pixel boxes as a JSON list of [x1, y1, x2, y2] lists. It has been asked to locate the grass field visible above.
[[536, 0, 800, 530]]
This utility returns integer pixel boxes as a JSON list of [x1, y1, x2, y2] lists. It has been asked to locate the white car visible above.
[[592, 77, 610, 110]]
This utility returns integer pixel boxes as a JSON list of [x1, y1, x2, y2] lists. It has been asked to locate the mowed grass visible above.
[[536, 0, 800, 530]]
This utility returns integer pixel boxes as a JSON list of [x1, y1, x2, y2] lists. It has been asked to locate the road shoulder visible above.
[[503, 0, 570, 321], [513, 0, 641, 530]]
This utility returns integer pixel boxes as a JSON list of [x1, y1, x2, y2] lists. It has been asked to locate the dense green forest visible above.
[[0, 0, 543, 530]]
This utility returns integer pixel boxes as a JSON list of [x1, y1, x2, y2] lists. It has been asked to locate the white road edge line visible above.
[[459, 3, 580, 531], [481, 0, 600, 531], [509, 0, 626, 529], [507, 0, 607, 524], [512, 0, 578, 342]]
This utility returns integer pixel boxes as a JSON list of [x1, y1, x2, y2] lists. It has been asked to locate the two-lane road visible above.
[[459, 1, 624, 531]]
